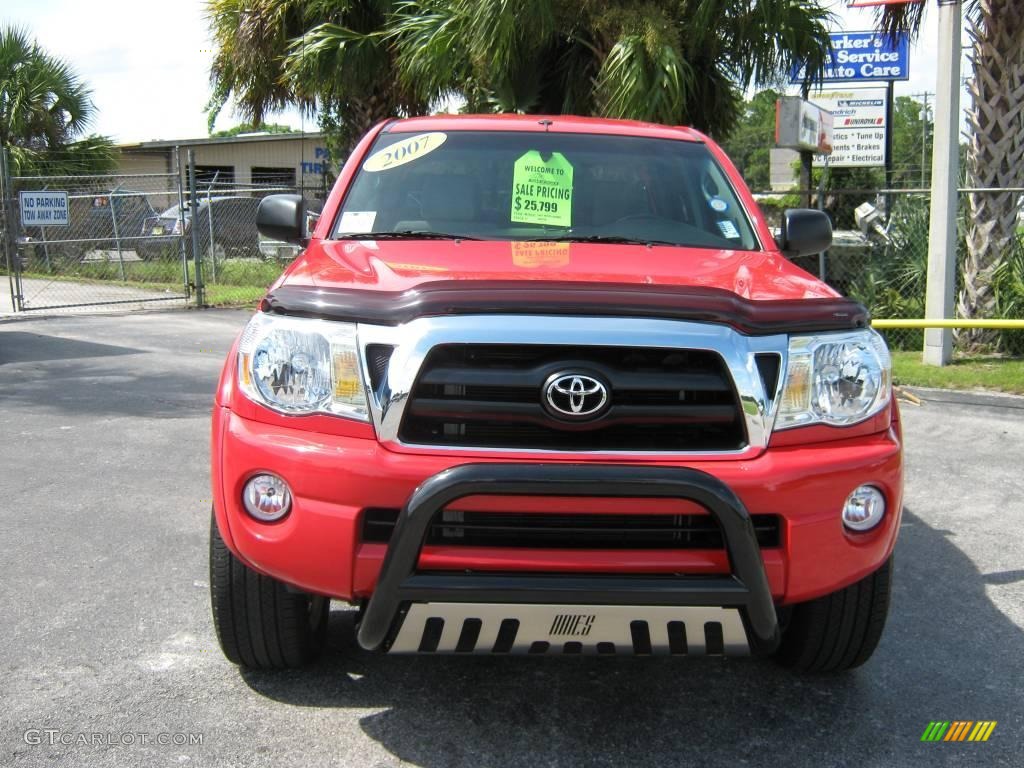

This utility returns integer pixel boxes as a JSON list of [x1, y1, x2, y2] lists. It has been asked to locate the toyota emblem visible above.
[[543, 372, 609, 420]]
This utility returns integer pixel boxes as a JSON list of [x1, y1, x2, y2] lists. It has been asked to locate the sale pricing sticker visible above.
[[363, 132, 447, 172], [511, 151, 573, 227]]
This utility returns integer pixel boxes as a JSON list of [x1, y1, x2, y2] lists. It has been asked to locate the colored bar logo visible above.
[[921, 721, 997, 742]]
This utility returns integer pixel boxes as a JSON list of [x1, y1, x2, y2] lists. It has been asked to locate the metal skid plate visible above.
[[387, 602, 750, 656]]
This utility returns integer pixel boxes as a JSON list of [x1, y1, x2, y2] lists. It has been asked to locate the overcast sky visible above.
[[3, 0, 967, 145]]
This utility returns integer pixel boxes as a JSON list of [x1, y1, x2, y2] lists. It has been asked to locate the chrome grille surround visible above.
[[357, 315, 789, 458]]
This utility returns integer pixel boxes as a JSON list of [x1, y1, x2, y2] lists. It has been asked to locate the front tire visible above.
[[775, 555, 893, 673], [209, 516, 329, 669]]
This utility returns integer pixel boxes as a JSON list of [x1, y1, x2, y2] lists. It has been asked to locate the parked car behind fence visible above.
[[137, 196, 261, 262]]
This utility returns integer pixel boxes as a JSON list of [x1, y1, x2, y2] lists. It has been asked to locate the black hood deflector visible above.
[[260, 280, 869, 336]]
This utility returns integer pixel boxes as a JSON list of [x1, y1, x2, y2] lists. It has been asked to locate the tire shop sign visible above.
[[19, 191, 70, 227], [811, 88, 888, 167], [790, 31, 910, 83]]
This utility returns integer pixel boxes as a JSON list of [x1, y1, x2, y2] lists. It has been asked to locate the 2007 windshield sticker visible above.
[[511, 151, 574, 227], [363, 132, 447, 172]]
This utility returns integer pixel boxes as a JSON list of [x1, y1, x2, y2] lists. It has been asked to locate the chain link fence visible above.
[[755, 187, 1024, 357], [4, 171, 190, 311], [1, 151, 325, 311]]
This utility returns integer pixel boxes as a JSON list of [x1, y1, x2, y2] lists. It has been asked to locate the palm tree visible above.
[[206, 0, 309, 129], [211, 0, 832, 146], [207, 0, 425, 154], [0, 26, 115, 175], [882, 1, 1024, 346], [384, 0, 835, 139], [283, 0, 426, 152]]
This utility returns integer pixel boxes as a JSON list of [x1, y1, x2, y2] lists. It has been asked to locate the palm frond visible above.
[[596, 34, 696, 124], [387, 0, 472, 104]]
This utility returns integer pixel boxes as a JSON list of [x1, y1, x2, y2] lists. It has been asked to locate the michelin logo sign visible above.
[[791, 31, 910, 83]]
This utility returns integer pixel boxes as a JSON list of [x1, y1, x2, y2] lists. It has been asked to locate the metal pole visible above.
[[923, 0, 962, 366], [884, 80, 895, 219], [40, 217, 51, 271], [188, 149, 205, 307], [38, 183, 51, 270], [799, 83, 813, 209], [921, 92, 930, 187], [109, 187, 126, 280], [174, 147, 190, 297], [206, 172, 217, 284], [817, 157, 828, 283], [0, 146, 24, 311]]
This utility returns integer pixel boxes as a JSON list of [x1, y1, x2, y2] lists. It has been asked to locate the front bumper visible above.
[[212, 407, 903, 613]]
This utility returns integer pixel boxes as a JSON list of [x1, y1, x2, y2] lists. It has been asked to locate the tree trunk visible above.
[[960, 0, 1024, 348]]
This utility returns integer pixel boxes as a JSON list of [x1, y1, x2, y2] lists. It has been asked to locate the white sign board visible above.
[[810, 88, 887, 167], [775, 97, 834, 154], [19, 191, 70, 227]]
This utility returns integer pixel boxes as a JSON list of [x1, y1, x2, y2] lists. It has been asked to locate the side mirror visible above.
[[257, 194, 306, 244], [777, 209, 832, 258]]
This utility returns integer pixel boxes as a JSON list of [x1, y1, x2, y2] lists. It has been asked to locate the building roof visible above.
[[118, 131, 325, 152]]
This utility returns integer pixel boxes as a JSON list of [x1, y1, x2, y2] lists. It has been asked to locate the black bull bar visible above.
[[356, 463, 781, 655]]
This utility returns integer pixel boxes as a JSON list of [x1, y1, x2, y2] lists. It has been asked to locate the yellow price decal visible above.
[[362, 132, 448, 172], [511, 241, 571, 269]]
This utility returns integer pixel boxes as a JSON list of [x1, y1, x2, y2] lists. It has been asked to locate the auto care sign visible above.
[[790, 31, 910, 83], [19, 191, 70, 227], [811, 88, 887, 167]]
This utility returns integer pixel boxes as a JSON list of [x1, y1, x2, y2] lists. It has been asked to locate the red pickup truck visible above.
[[209, 115, 901, 673]]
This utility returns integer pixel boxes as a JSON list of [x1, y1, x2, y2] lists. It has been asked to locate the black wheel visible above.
[[775, 555, 893, 673], [209, 515, 329, 669]]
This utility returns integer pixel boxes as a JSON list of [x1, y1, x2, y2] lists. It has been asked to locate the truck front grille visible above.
[[397, 344, 746, 452], [362, 508, 781, 550]]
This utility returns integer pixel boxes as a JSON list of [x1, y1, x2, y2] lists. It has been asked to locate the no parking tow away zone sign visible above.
[[19, 190, 70, 227]]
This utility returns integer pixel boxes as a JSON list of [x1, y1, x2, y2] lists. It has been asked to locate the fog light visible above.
[[242, 474, 292, 522], [842, 485, 885, 531]]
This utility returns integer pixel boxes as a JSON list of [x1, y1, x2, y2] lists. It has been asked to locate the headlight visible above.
[[237, 313, 368, 420], [776, 329, 891, 429]]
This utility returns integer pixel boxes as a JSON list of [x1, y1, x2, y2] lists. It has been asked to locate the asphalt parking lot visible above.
[[1, 308, 1022, 767]]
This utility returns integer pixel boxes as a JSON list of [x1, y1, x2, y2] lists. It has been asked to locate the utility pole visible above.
[[921, 92, 930, 187], [923, 0, 961, 366], [884, 80, 895, 215]]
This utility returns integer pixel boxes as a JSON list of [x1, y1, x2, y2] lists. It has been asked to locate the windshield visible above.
[[334, 130, 758, 250]]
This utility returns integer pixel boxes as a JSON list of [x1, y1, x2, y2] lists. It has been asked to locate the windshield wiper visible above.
[[336, 230, 481, 241], [527, 234, 678, 247]]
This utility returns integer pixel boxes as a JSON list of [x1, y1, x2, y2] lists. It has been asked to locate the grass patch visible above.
[[10, 257, 282, 308], [202, 284, 266, 306], [16, 258, 283, 288], [893, 351, 1024, 395]]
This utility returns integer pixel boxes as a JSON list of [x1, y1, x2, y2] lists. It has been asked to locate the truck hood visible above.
[[277, 239, 837, 301]]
